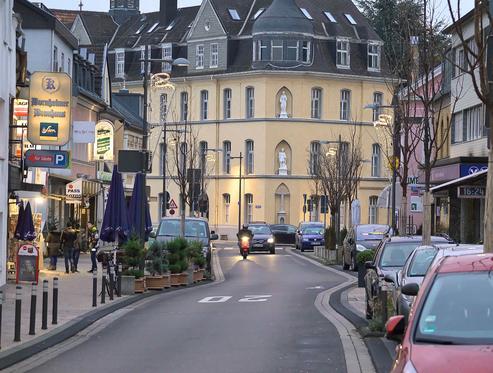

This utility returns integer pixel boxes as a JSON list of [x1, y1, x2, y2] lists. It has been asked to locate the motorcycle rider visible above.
[[237, 224, 253, 255]]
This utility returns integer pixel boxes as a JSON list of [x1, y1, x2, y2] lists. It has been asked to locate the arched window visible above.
[[223, 88, 232, 119], [223, 193, 231, 223], [311, 88, 322, 119], [180, 91, 188, 122], [309, 141, 320, 175], [200, 90, 208, 120], [372, 92, 383, 121], [223, 140, 231, 174], [245, 140, 254, 174], [223, 141, 231, 174], [371, 144, 381, 177], [340, 89, 351, 121], [246, 87, 255, 119], [159, 93, 168, 123], [369, 196, 378, 224]]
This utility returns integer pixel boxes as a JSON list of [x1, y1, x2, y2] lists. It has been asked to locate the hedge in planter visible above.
[[187, 241, 206, 282], [121, 236, 146, 293], [166, 238, 189, 286], [145, 240, 170, 290], [356, 250, 374, 288]]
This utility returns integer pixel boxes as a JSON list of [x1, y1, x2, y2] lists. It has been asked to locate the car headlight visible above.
[[403, 361, 417, 373], [356, 244, 367, 252], [267, 237, 275, 244], [302, 237, 309, 242]]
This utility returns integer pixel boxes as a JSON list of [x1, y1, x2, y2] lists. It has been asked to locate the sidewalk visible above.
[[0, 253, 126, 351]]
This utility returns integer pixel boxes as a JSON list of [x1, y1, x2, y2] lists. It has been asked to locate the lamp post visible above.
[[140, 47, 189, 237], [364, 95, 399, 233], [230, 153, 244, 232], [200, 148, 223, 218]]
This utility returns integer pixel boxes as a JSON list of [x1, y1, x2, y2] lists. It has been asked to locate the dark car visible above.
[[364, 235, 453, 320], [248, 223, 276, 254], [295, 223, 325, 252], [343, 224, 391, 271], [270, 224, 297, 245]]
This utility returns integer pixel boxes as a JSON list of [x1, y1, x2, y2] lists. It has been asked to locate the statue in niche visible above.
[[278, 148, 288, 175], [279, 91, 288, 118]]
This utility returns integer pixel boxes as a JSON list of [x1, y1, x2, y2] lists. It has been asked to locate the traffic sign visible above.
[[25, 150, 70, 169], [169, 209, 175, 216], [169, 199, 178, 209]]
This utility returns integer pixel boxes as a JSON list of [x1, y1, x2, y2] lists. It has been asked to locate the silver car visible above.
[[393, 243, 484, 320]]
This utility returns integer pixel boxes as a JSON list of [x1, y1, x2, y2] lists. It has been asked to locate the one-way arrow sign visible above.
[[24, 150, 71, 169]]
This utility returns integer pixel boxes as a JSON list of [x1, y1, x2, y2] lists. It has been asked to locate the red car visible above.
[[386, 253, 493, 373]]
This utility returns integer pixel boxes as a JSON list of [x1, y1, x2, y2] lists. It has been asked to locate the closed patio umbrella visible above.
[[128, 172, 152, 241]]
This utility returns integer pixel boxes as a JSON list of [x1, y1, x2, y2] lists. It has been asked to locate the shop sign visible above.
[[460, 164, 487, 177], [25, 149, 70, 169], [66, 178, 83, 199], [458, 185, 486, 199], [73, 121, 96, 143], [28, 72, 71, 146], [97, 170, 112, 182], [94, 121, 114, 161]]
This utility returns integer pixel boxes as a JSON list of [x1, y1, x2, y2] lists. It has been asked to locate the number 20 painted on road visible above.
[[198, 295, 272, 303]]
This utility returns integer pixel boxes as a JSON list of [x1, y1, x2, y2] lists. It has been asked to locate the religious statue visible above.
[[279, 91, 288, 118], [278, 148, 288, 175]]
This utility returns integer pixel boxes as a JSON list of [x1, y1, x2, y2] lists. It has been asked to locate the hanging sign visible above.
[[73, 121, 96, 143], [28, 72, 72, 146], [66, 178, 83, 199], [94, 121, 114, 161]]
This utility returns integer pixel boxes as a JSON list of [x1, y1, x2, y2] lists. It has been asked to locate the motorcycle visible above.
[[240, 236, 250, 259]]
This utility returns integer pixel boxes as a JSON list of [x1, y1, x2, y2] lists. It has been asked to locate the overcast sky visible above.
[[35, 0, 475, 26]]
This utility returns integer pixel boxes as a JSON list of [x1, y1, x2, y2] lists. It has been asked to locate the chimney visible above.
[[160, 0, 177, 27]]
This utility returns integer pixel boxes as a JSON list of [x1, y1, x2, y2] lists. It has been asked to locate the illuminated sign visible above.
[[66, 179, 83, 199], [28, 72, 71, 146], [94, 121, 114, 161]]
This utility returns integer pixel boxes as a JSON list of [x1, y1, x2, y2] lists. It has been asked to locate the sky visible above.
[[35, 0, 475, 26]]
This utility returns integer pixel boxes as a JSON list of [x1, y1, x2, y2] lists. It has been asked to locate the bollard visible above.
[[109, 264, 114, 301], [117, 264, 122, 298], [92, 270, 97, 307], [52, 277, 58, 325], [14, 286, 22, 342], [101, 274, 106, 304], [29, 283, 37, 336], [42, 280, 48, 330], [0, 291, 3, 350]]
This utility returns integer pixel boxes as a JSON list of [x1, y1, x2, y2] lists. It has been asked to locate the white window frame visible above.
[[464, 105, 483, 141], [271, 40, 283, 61], [336, 39, 350, 68], [200, 90, 209, 120], [345, 14, 357, 25], [246, 87, 255, 119], [140, 46, 145, 74], [371, 143, 381, 177], [286, 40, 299, 61], [253, 8, 265, 20], [368, 42, 381, 71], [115, 49, 125, 78], [301, 41, 311, 63], [259, 40, 269, 61], [161, 43, 172, 72], [310, 141, 321, 175], [245, 194, 254, 224], [223, 141, 231, 174], [228, 8, 241, 20], [340, 90, 351, 121], [246, 140, 254, 174], [324, 11, 337, 23], [210, 43, 219, 68], [196, 44, 204, 69], [223, 194, 231, 223], [369, 196, 378, 224], [373, 92, 383, 121], [311, 88, 322, 119], [160, 93, 168, 123], [53, 46, 58, 72], [300, 8, 313, 20], [180, 91, 189, 122], [224, 88, 232, 119]]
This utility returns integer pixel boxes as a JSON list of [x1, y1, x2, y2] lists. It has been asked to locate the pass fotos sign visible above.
[[28, 72, 72, 146]]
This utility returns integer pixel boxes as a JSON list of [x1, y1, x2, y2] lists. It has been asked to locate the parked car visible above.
[[295, 222, 325, 252], [386, 253, 493, 373], [270, 224, 297, 245], [364, 235, 453, 319], [342, 224, 391, 271], [392, 244, 483, 321], [154, 217, 219, 255], [247, 223, 276, 254]]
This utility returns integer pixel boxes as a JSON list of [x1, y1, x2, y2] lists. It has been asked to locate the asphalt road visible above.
[[29, 245, 350, 373]]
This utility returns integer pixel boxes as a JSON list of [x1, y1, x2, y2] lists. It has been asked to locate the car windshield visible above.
[[408, 247, 438, 277], [415, 272, 493, 344], [250, 225, 271, 235], [159, 220, 208, 238], [379, 242, 421, 268], [356, 225, 389, 240], [303, 227, 323, 235]]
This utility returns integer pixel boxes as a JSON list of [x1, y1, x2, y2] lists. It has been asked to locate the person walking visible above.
[[60, 223, 77, 274], [72, 223, 81, 273], [46, 226, 60, 271], [87, 222, 99, 273]]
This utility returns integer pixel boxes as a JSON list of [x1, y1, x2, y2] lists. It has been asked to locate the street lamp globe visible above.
[[172, 58, 190, 67]]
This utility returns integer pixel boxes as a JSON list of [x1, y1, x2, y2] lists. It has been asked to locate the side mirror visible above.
[[402, 283, 419, 297], [395, 271, 401, 287], [385, 315, 405, 343], [384, 274, 395, 283], [149, 232, 157, 239], [365, 261, 375, 270], [210, 233, 219, 241]]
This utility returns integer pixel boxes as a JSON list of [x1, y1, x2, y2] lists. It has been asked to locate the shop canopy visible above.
[[431, 169, 488, 193]]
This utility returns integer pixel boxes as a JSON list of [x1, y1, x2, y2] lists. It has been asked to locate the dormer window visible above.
[[147, 22, 159, 33], [302, 41, 311, 63], [368, 42, 381, 71], [336, 39, 350, 68], [253, 8, 265, 20], [135, 23, 146, 35], [345, 14, 357, 25], [228, 8, 241, 20], [300, 8, 313, 20], [324, 11, 337, 23], [165, 19, 176, 31]]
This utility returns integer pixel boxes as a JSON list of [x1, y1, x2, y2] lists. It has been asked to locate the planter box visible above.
[[121, 275, 135, 295], [193, 269, 205, 283], [170, 273, 188, 286], [146, 275, 170, 290], [134, 278, 146, 293]]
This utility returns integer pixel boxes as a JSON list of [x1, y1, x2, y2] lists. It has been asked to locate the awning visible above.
[[431, 169, 488, 193]]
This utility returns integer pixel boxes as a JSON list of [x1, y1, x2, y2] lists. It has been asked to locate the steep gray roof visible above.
[[252, 0, 313, 35]]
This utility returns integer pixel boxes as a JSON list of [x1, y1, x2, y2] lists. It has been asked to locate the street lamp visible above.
[[140, 46, 190, 234], [364, 95, 399, 233], [230, 153, 244, 233]]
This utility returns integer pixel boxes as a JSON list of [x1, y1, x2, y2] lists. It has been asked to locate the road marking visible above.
[[238, 295, 272, 302], [288, 248, 375, 373], [222, 247, 235, 250], [306, 286, 324, 290], [198, 296, 232, 303]]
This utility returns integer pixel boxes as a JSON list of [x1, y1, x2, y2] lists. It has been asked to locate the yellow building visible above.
[[106, 0, 392, 237]]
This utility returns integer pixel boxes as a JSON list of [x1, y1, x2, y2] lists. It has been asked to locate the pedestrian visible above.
[[46, 225, 60, 271], [72, 223, 81, 273], [87, 222, 99, 273], [60, 222, 77, 274]]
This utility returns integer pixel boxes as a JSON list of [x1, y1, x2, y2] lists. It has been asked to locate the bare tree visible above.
[[445, 0, 493, 251]]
